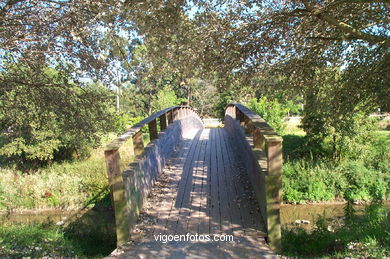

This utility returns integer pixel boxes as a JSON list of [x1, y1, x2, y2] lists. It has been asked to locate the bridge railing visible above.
[[225, 103, 282, 252], [104, 106, 202, 246]]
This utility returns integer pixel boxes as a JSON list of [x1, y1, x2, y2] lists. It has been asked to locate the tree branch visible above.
[[301, 0, 390, 47]]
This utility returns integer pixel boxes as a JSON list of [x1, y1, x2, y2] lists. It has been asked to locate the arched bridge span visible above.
[[105, 104, 282, 257]]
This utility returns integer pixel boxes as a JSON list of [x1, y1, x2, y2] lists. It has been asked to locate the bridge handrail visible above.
[[105, 106, 200, 154], [225, 102, 282, 252], [104, 105, 202, 245], [226, 103, 283, 143]]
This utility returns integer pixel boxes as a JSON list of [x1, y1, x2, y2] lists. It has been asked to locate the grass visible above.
[[0, 220, 116, 258], [0, 130, 143, 211], [281, 119, 389, 204], [0, 147, 110, 210], [282, 202, 390, 258]]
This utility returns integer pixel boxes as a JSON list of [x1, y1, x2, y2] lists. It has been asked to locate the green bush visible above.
[[339, 161, 388, 202], [282, 159, 389, 203], [151, 86, 185, 113], [247, 97, 289, 134], [283, 161, 341, 203], [0, 66, 115, 165]]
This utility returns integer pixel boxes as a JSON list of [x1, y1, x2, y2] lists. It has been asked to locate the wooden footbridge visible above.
[[104, 104, 283, 258]]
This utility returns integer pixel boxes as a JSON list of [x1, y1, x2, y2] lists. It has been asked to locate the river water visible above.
[[2, 202, 389, 230]]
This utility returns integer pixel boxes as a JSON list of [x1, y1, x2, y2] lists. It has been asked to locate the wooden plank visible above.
[[197, 129, 211, 235], [221, 128, 265, 236], [132, 131, 144, 156], [218, 129, 244, 236], [151, 135, 196, 235], [164, 130, 203, 235], [174, 129, 204, 234], [159, 113, 167, 131], [148, 119, 158, 141], [187, 131, 208, 233], [266, 140, 282, 251], [209, 128, 221, 234], [215, 128, 232, 235]]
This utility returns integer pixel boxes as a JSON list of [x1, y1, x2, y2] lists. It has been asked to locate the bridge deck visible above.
[[110, 128, 276, 258]]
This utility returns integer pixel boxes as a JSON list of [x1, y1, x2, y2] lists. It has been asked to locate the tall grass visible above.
[[0, 148, 109, 210], [0, 222, 115, 258], [282, 120, 389, 204]]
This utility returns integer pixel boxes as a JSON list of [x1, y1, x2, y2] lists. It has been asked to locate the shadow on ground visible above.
[[63, 192, 117, 257]]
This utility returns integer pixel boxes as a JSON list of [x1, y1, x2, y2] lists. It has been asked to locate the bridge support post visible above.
[[168, 110, 173, 124], [253, 128, 265, 150], [148, 119, 158, 140], [160, 113, 167, 130], [173, 108, 179, 121], [132, 131, 144, 156], [104, 149, 130, 246], [266, 140, 282, 252]]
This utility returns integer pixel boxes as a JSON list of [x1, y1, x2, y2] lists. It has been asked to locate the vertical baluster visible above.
[[104, 149, 129, 246], [160, 113, 167, 130], [148, 119, 158, 140], [132, 131, 144, 156], [266, 139, 283, 252]]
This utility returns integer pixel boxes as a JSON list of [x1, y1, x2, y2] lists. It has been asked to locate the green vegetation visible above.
[[0, 148, 109, 210], [0, 220, 115, 258], [0, 66, 117, 166], [282, 119, 389, 204], [0, 1, 389, 257], [247, 97, 293, 134], [282, 202, 390, 257]]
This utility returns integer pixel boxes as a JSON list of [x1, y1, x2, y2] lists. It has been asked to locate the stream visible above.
[[2, 202, 389, 229]]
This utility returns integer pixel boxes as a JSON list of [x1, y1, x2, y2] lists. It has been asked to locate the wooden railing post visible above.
[[104, 149, 130, 246], [253, 128, 265, 150], [160, 113, 167, 131], [231, 106, 237, 119], [148, 119, 158, 140], [244, 117, 251, 134], [132, 131, 144, 156], [266, 139, 282, 252], [168, 110, 173, 124], [173, 108, 179, 121]]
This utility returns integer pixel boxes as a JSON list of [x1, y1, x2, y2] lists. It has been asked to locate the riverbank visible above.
[[282, 119, 389, 204], [1, 201, 389, 258]]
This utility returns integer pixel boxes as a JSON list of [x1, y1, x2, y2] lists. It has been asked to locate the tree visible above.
[[0, 65, 115, 164], [126, 0, 389, 110]]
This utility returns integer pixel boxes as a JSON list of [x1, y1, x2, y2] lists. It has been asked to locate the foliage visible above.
[[300, 68, 380, 161], [0, 222, 115, 258], [282, 202, 390, 257], [0, 66, 115, 164], [0, 0, 134, 84], [113, 113, 145, 134], [247, 97, 290, 134], [214, 91, 233, 119], [282, 128, 390, 203], [0, 223, 79, 258], [0, 148, 111, 210], [128, 0, 389, 111], [151, 86, 185, 113]]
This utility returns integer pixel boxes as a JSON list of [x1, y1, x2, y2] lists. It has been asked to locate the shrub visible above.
[[338, 161, 388, 202], [0, 67, 115, 165], [247, 97, 289, 134], [151, 86, 185, 113]]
